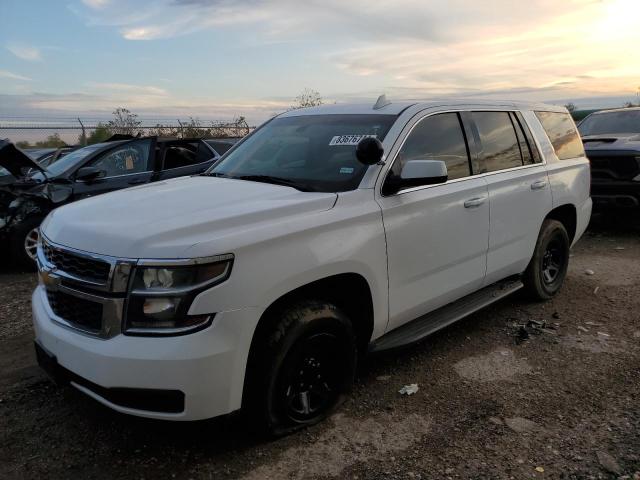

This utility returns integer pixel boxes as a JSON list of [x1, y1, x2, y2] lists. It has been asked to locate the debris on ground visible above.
[[488, 417, 503, 426], [505, 417, 543, 433], [552, 312, 560, 319], [398, 384, 419, 396], [596, 451, 621, 474], [376, 375, 391, 382], [535, 466, 545, 473], [514, 319, 559, 343], [597, 331, 610, 337], [516, 326, 530, 344], [577, 326, 589, 333], [585, 269, 595, 275], [585, 321, 603, 327], [593, 286, 600, 295]]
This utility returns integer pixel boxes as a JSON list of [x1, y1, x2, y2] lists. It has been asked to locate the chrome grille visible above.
[[38, 236, 127, 338], [46, 289, 103, 333], [43, 241, 111, 284]]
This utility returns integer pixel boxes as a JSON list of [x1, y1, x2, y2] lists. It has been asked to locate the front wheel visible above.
[[245, 301, 357, 436], [10, 216, 43, 270], [523, 219, 570, 300]]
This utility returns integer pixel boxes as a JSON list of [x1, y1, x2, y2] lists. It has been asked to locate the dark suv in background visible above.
[[578, 107, 640, 210]]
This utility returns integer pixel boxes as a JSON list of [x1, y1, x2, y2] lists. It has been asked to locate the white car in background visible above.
[[32, 97, 591, 435]]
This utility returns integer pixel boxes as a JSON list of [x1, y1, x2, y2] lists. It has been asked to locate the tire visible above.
[[523, 219, 570, 301], [245, 300, 357, 437], [10, 216, 43, 271]]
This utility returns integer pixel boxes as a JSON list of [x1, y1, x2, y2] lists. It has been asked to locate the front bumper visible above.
[[32, 286, 261, 421], [591, 180, 640, 209]]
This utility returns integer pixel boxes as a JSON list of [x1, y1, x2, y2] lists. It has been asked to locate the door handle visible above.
[[531, 180, 547, 190], [464, 197, 486, 208]]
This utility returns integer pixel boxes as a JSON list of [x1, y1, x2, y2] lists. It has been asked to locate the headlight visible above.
[[124, 255, 233, 336]]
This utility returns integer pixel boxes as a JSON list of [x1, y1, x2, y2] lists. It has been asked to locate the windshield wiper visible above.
[[235, 175, 315, 192], [200, 171, 230, 178]]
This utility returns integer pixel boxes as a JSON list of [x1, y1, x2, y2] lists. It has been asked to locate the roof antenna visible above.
[[373, 94, 391, 110]]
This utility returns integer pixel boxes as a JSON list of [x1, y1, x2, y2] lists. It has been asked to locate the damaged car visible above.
[[578, 107, 640, 210], [0, 136, 224, 267], [0, 145, 76, 187]]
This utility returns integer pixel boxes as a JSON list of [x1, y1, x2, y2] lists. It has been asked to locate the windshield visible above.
[[209, 114, 397, 192], [43, 142, 108, 177], [24, 149, 54, 161], [578, 110, 640, 136]]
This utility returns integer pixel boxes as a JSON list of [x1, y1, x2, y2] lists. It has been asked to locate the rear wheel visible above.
[[10, 216, 43, 270], [523, 219, 570, 300], [245, 300, 357, 436]]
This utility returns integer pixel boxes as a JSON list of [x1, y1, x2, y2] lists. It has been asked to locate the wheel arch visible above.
[[545, 203, 577, 244], [242, 272, 375, 406]]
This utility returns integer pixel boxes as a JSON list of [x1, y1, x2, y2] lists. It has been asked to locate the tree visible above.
[[107, 107, 141, 135], [623, 101, 637, 108], [15, 141, 30, 149], [85, 123, 112, 144], [289, 89, 323, 110], [34, 133, 66, 148], [564, 102, 576, 113]]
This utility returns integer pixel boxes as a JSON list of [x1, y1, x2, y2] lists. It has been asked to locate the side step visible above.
[[370, 278, 524, 352]]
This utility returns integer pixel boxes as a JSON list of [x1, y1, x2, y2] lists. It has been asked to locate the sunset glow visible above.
[[1, 0, 639, 121]]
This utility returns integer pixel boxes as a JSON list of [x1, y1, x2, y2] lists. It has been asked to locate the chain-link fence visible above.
[[0, 116, 254, 148]]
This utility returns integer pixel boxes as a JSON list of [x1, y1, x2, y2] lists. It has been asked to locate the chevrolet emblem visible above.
[[40, 268, 60, 290]]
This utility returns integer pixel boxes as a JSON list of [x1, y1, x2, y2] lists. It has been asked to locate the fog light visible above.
[[143, 297, 179, 320]]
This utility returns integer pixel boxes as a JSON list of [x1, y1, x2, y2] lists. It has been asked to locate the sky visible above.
[[1, 0, 639, 124]]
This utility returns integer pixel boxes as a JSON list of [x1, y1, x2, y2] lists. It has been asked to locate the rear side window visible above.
[[513, 111, 543, 164], [472, 112, 522, 172], [391, 112, 471, 181], [535, 111, 585, 160], [163, 143, 198, 169], [510, 113, 533, 165]]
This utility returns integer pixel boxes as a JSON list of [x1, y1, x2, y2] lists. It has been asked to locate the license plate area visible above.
[[34, 341, 64, 384]]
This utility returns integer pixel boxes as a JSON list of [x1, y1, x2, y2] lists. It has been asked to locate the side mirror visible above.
[[76, 166, 105, 182], [356, 137, 384, 165], [385, 160, 448, 194]]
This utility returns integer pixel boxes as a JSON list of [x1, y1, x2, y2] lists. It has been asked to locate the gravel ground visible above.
[[1, 214, 639, 479]]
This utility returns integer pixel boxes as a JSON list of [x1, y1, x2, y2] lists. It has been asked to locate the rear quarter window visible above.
[[535, 111, 585, 160]]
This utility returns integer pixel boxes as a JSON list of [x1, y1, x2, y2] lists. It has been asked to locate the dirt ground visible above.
[[1, 214, 639, 479]]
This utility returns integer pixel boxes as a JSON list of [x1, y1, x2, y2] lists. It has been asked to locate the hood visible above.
[[42, 175, 338, 258], [0, 140, 47, 178], [581, 134, 640, 153]]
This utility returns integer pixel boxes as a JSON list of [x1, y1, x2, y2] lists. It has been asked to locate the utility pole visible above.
[[77, 117, 87, 146], [177, 119, 184, 139]]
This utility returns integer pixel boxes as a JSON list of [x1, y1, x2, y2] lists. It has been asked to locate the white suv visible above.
[[32, 98, 591, 434]]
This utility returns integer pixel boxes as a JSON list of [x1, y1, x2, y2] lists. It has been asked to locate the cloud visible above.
[[330, 0, 640, 98], [81, 0, 110, 8], [0, 70, 32, 82], [6, 43, 42, 61], [86, 82, 168, 96], [0, 91, 288, 124], [34, 0, 640, 116]]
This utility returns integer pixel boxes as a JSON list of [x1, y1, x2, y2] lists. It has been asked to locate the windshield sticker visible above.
[[339, 167, 354, 174], [329, 134, 377, 146]]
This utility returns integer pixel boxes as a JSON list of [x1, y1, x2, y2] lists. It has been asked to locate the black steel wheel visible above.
[[244, 300, 357, 436], [278, 332, 343, 424], [523, 219, 570, 300]]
